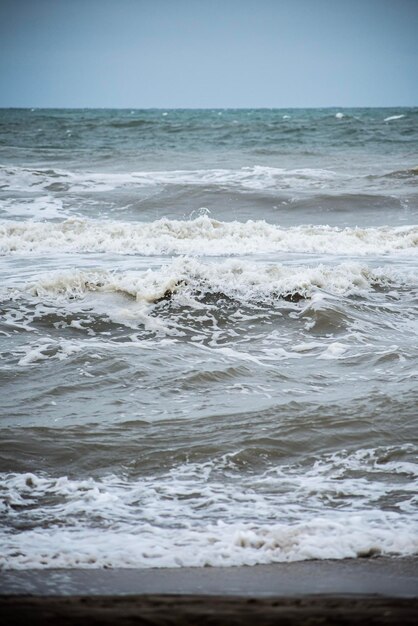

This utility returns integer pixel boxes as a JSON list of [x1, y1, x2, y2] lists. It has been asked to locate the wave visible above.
[[0, 164, 342, 194], [4, 258, 415, 368], [19, 259, 411, 306], [1, 444, 417, 568], [2, 513, 415, 569], [108, 119, 154, 128], [1, 217, 417, 257], [3, 258, 410, 346], [384, 114, 406, 122], [379, 166, 418, 180]]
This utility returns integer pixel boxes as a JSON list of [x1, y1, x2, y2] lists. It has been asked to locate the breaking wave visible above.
[[0, 165, 341, 193], [2, 217, 417, 256], [1, 445, 417, 569], [14, 258, 412, 306]]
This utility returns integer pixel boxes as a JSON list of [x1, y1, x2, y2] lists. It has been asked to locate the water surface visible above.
[[0, 108, 417, 568]]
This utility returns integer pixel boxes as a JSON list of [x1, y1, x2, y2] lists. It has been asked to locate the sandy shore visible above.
[[1, 594, 418, 625], [1, 558, 417, 625]]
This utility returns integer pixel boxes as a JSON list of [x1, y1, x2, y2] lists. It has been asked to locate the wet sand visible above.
[[1, 558, 417, 625], [1, 593, 418, 626]]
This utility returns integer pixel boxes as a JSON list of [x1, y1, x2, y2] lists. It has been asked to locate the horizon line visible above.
[[0, 105, 416, 111]]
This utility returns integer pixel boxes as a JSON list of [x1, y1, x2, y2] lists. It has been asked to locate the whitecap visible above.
[[1, 217, 417, 257], [1, 447, 417, 569], [384, 114, 405, 122]]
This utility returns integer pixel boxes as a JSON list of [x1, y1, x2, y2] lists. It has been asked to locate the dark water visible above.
[[0, 108, 417, 568]]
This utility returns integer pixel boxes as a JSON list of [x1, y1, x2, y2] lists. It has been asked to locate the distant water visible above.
[[0, 108, 417, 569]]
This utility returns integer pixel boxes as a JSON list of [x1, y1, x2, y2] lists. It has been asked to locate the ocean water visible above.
[[0, 108, 417, 569]]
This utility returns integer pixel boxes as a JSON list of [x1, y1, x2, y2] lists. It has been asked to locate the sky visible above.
[[0, 0, 417, 108]]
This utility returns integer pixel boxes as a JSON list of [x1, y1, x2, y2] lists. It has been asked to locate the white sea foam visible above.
[[17, 340, 83, 366], [23, 259, 409, 306], [1, 217, 417, 256], [0, 195, 67, 219], [1, 445, 417, 568], [384, 114, 405, 122], [5, 258, 414, 367], [0, 164, 342, 194], [1, 516, 416, 569], [317, 342, 349, 360]]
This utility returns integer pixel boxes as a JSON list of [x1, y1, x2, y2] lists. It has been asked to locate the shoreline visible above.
[[2, 557, 417, 597], [1, 558, 417, 625], [1, 594, 418, 626]]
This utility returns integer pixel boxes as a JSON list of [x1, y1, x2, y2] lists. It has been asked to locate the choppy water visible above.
[[0, 108, 417, 569]]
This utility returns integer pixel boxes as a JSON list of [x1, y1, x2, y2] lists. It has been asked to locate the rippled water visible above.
[[0, 108, 417, 569]]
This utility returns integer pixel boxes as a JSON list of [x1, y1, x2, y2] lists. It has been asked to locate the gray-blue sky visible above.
[[1, 0, 417, 108]]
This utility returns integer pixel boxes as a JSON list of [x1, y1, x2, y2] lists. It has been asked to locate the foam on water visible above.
[[1, 108, 417, 571], [1, 445, 417, 569], [384, 114, 406, 122], [0, 195, 67, 220], [1, 217, 417, 256], [3, 258, 416, 383], [4, 257, 413, 318], [0, 165, 342, 194]]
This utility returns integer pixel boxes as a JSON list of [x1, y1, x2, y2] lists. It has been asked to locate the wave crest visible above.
[[2, 217, 417, 256], [25, 258, 406, 306]]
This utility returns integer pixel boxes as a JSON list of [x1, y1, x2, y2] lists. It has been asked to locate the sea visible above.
[[0, 108, 417, 569]]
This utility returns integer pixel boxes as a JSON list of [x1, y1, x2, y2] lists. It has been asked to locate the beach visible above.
[[1, 559, 418, 624]]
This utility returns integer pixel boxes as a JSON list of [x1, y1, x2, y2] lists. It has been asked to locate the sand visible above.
[[1, 558, 417, 625]]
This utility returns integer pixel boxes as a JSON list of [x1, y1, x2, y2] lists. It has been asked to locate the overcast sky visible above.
[[1, 0, 417, 108]]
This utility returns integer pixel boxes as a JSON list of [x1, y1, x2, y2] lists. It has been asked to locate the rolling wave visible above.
[[26, 259, 411, 302], [1, 443, 417, 568], [0, 164, 341, 193], [2, 217, 417, 256]]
